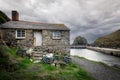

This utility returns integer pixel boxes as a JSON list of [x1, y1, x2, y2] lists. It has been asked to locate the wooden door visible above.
[[34, 31, 42, 46]]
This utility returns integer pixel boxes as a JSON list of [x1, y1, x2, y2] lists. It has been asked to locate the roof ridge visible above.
[[1, 20, 70, 30], [17, 20, 64, 25], [19, 20, 45, 24]]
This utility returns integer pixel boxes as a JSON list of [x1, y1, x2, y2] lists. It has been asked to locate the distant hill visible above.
[[72, 36, 88, 45], [93, 30, 120, 48], [0, 11, 10, 24]]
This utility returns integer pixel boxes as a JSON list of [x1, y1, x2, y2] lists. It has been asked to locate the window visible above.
[[52, 31, 62, 39], [16, 30, 26, 39]]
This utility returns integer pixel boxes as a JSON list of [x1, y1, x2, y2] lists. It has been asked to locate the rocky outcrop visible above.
[[72, 36, 87, 45]]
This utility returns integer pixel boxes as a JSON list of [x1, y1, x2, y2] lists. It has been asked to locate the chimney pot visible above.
[[12, 10, 19, 21]]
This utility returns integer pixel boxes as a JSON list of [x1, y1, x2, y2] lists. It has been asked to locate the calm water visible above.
[[70, 49, 120, 66]]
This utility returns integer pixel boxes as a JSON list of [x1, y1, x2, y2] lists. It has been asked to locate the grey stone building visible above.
[[0, 11, 70, 60]]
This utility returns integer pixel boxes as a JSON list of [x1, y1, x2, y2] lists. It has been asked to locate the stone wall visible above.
[[87, 47, 120, 57], [17, 30, 33, 48], [1, 29, 70, 54], [42, 30, 70, 54], [2, 29, 34, 49]]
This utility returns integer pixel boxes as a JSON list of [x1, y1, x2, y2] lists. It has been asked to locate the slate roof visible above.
[[0, 21, 70, 30]]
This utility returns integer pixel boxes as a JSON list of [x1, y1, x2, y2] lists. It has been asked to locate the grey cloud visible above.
[[0, 0, 120, 44]]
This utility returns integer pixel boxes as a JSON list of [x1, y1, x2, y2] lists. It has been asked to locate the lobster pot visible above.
[[42, 56, 54, 64], [54, 55, 60, 61], [64, 56, 71, 63]]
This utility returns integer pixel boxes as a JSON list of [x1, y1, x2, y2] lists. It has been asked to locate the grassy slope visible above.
[[94, 30, 120, 48], [0, 11, 10, 24], [0, 46, 95, 80]]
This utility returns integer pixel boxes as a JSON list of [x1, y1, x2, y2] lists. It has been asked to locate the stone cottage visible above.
[[0, 11, 70, 60]]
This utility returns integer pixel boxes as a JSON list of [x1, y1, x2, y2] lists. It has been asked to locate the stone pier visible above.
[[87, 47, 120, 57]]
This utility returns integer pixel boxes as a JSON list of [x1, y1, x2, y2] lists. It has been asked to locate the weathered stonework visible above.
[[1, 29, 70, 54], [2, 29, 34, 49], [42, 30, 70, 53]]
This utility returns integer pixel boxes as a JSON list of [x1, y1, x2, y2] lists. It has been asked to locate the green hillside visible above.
[[94, 30, 120, 48], [0, 11, 10, 24]]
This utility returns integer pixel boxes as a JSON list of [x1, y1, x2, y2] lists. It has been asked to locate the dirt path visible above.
[[71, 56, 120, 80]]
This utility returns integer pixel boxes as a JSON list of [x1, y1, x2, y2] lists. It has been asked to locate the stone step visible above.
[[32, 50, 47, 61], [34, 47, 44, 50], [33, 50, 43, 52], [33, 49, 43, 51], [33, 57, 42, 60], [33, 53, 42, 57], [32, 50, 44, 61], [34, 47, 43, 49], [33, 51, 43, 53]]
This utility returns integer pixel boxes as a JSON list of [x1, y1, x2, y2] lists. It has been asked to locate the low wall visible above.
[[87, 47, 120, 57]]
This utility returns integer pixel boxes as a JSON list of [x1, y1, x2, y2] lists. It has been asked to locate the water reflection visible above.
[[71, 49, 120, 66]]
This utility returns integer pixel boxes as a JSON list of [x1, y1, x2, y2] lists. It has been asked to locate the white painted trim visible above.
[[15, 30, 26, 39], [52, 31, 62, 39]]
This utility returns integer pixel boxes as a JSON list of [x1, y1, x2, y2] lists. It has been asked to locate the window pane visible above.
[[22, 33, 25, 37], [17, 31, 21, 34], [17, 34, 21, 37], [53, 31, 61, 39], [16, 30, 25, 38], [22, 30, 25, 33]]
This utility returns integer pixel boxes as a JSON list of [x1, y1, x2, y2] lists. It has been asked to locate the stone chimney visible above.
[[12, 10, 19, 21]]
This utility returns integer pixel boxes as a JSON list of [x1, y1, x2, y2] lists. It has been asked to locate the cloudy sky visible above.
[[0, 0, 120, 44]]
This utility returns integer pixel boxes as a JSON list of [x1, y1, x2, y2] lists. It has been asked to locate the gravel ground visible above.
[[71, 56, 120, 80]]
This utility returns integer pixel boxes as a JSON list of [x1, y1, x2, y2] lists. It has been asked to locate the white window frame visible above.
[[16, 30, 26, 39], [52, 31, 62, 39]]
